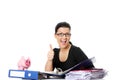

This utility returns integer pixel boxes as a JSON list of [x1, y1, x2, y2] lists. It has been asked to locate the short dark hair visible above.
[[55, 22, 71, 34]]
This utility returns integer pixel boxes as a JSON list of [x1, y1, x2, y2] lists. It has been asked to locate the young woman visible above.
[[45, 22, 94, 74]]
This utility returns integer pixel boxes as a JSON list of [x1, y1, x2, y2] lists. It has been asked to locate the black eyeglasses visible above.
[[56, 33, 71, 37]]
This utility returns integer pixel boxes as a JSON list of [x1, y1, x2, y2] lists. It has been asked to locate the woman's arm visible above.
[[45, 60, 53, 71], [45, 44, 54, 71]]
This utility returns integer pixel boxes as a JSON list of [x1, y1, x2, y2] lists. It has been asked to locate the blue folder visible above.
[[8, 69, 40, 80]]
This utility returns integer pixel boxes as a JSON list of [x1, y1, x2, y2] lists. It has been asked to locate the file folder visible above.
[[8, 69, 40, 80]]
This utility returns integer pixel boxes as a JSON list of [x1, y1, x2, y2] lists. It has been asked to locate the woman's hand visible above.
[[45, 44, 54, 71], [47, 44, 54, 61]]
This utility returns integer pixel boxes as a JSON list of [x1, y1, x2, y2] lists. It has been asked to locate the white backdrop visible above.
[[0, 0, 120, 80]]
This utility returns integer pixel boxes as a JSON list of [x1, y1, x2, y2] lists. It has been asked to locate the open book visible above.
[[39, 57, 95, 77]]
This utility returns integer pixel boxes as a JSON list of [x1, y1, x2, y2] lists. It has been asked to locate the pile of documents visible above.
[[65, 69, 107, 80]]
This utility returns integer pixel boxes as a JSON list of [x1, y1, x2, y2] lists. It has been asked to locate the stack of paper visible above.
[[65, 70, 91, 80], [65, 69, 107, 80], [91, 69, 107, 79]]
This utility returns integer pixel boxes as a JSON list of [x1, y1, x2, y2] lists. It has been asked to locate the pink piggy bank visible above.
[[17, 56, 31, 70]]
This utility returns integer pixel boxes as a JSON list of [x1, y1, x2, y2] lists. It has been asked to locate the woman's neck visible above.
[[60, 44, 71, 52]]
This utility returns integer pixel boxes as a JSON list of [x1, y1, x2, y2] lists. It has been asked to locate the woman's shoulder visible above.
[[70, 44, 85, 54], [70, 42, 80, 49], [71, 44, 81, 51]]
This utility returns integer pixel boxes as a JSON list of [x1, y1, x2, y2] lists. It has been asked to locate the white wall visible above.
[[0, 0, 120, 80]]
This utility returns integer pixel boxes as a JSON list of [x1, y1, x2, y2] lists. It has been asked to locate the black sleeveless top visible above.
[[53, 44, 94, 71]]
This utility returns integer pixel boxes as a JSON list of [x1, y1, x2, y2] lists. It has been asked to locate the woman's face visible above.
[[55, 27, 71, 49]]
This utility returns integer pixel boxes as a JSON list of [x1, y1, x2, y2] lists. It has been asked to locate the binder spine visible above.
[[8, 69, 39, 80]]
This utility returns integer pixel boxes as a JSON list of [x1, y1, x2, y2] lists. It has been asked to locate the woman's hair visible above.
[[55, 22, 71, 34]]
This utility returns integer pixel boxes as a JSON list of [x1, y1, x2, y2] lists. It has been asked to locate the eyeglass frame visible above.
[[56, 33, 71, 37]]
